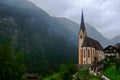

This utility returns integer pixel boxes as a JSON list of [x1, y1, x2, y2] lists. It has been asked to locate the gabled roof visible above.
[[25, 74, 39, 79], [115, 43, 120, 46], [82, 36, 103, 50], [115, 43, 120, 49], [115, 43, 120, 53], [104, 45, 117, 53]]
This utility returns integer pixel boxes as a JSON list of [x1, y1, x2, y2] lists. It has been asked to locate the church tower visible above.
[[78, 11, 86, 64], [78, 11, 104, 65]]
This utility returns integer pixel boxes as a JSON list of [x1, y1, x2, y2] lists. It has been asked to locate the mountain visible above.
[[54, 17, 110, 47], [1, 0, 111, 47], [0, 0, 118, 77], [110, 35, 120, 45], [0, 0, 77, 76], [85, 23, 110, 47], [0, 0, 36, 9]]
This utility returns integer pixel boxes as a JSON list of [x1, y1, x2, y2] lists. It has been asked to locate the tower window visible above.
[[80, 35, 82, 38]]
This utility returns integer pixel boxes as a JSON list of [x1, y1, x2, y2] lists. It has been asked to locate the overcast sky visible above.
[[28, 0, 120, 39]]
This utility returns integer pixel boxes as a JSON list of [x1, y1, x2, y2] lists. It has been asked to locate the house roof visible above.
[[104, 45, 117, 53], [90, 60, 104, 71], [25, 74, 39, 78], [91, 60, 104, 67], [115, 43, 120, 46], [82, 36, 103, 50], [114, 43, 120, 53]]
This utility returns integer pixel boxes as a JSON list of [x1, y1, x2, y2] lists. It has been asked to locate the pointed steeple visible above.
[[80, 10, 86, 32]]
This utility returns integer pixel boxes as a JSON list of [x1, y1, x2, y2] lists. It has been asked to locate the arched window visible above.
[[88, 49, 90, 58], [80, 35, 82, 38], [84, 49, 85, 58], [92, 49, 94, 57]]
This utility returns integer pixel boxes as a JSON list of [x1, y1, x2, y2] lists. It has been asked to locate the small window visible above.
[[84, 61, 85, 64], [114, 49, 116, 52], [93, 50, 94, 56], [80, 35, 82, 38], [106, 50, 108, 52], [109, 47, 112, 49]]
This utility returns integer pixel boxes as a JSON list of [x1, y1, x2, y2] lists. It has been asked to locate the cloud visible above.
[[28, 0, 120, 39]]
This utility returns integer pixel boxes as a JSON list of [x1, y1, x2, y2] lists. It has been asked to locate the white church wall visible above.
[[87, 47, 91, 64]]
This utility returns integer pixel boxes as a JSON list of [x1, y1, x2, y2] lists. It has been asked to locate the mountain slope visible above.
[[0, 1, 77, 76], [110, 35, 120, 45], [85, 23, 110, 47], [0, 0, 119, 77], [54, 17, 109, 47]]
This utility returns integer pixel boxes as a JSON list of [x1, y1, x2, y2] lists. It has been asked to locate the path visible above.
[[102, 75, 110, 80]]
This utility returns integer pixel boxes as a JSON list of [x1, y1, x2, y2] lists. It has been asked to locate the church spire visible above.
[[80, 10, 86, 32]]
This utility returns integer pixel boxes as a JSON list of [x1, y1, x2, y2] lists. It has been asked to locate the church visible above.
[[78, 11, 104, 64]]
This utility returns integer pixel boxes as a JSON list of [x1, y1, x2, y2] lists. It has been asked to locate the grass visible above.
[[43, 70, 100, 80], [43, 73, 60, 80], [103, 64, 120, 80], [89, 77, 100, 80], [77, 69, 89, 75], [75, 70, 100, 80]]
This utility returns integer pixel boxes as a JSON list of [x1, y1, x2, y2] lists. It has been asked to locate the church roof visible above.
[[79, 11, 86, 33], [82, 36, 103, 50]]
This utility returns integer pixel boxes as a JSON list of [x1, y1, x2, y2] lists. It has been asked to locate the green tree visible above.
[[0, 41, 26, 80], [13, 51, 26, 80], [116, 60, 120, 74]]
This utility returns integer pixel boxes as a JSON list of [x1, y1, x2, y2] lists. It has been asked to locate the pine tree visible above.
[[0, 41, 26, 80]]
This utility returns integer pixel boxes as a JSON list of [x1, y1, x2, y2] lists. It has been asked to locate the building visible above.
[[115, 43, 120, 59], [104, 45, 117, 57], [89, 60, 104, 76], [25, 74, 39, 80], [78, 11, 104, 65], [104, 43, 120, 59]]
